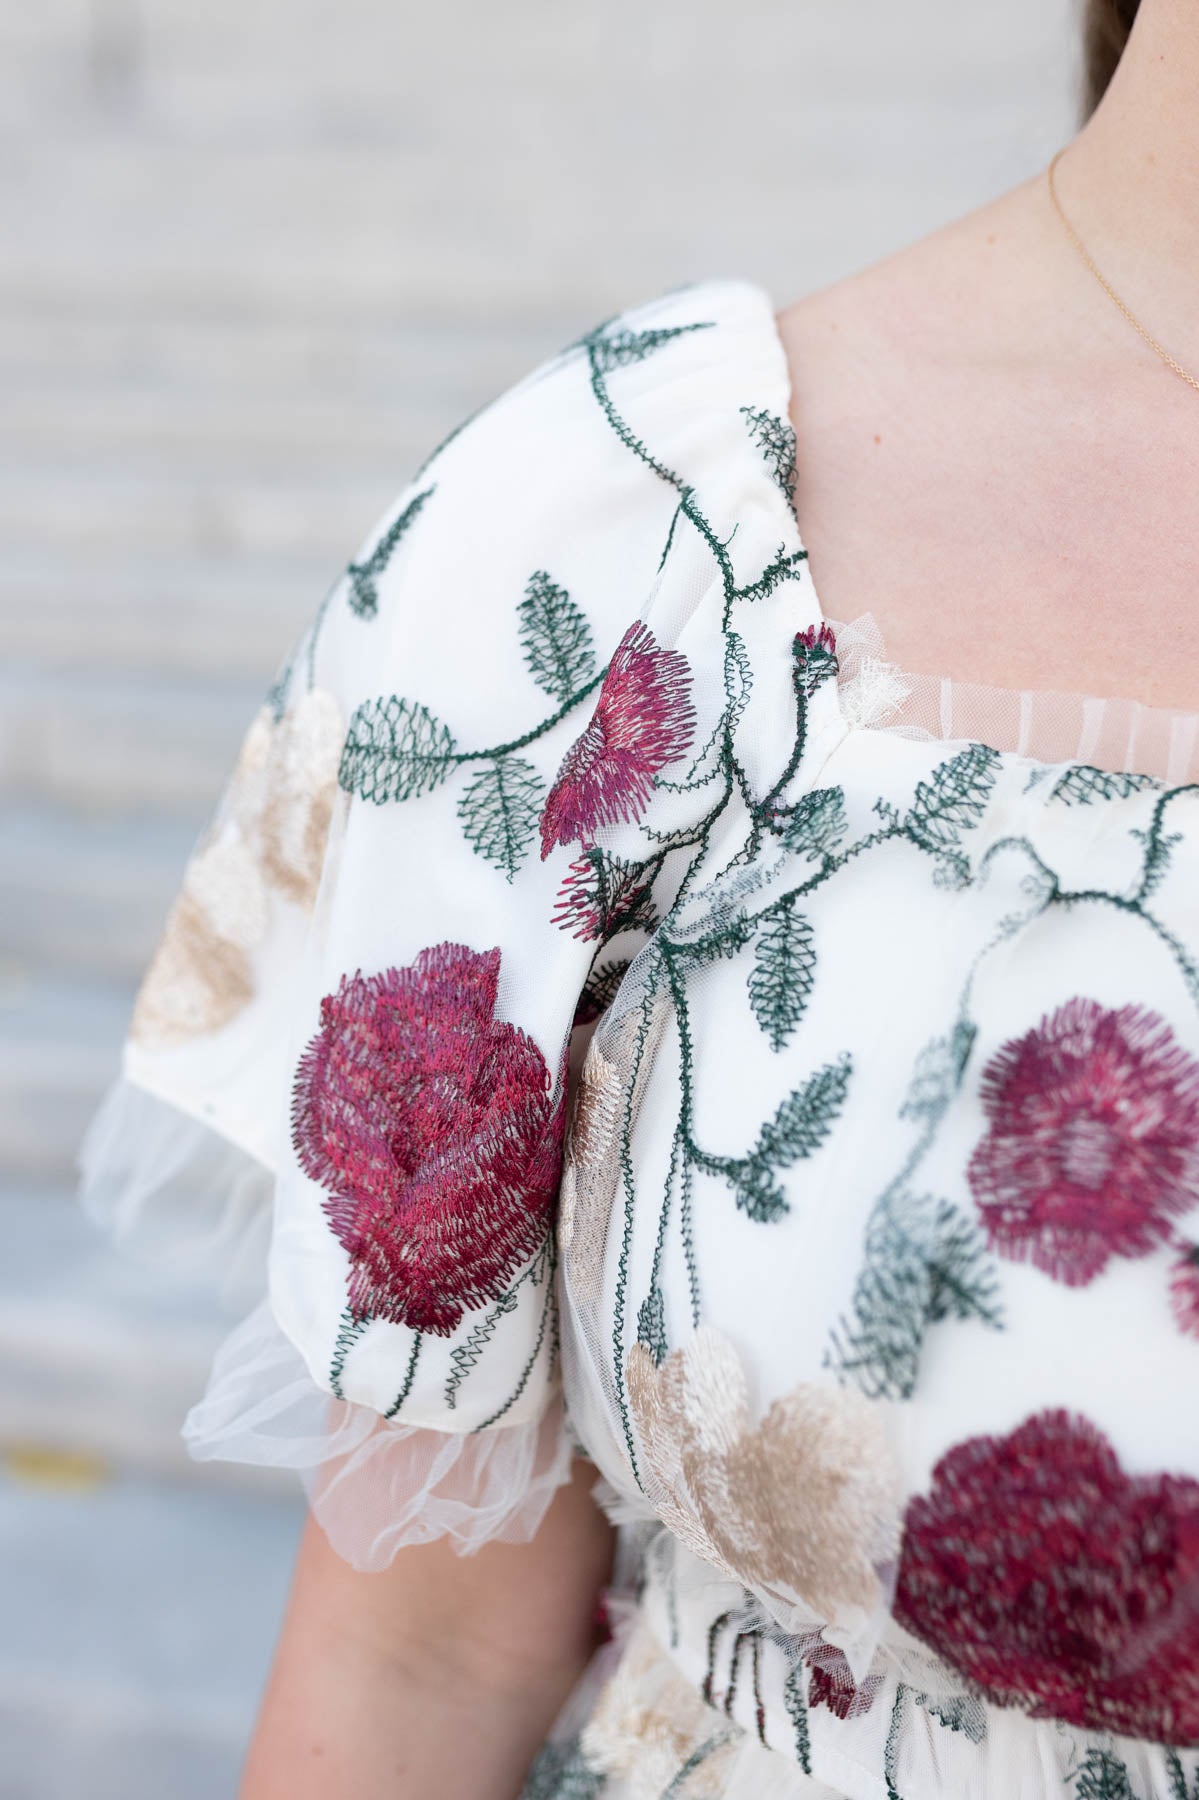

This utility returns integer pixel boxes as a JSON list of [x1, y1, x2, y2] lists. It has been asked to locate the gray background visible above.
[[0, 3, 1078, 1793]]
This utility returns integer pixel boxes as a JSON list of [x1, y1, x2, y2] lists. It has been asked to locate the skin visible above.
[[778, 0, 1199, 714], [244, 4, 1196, 1793]]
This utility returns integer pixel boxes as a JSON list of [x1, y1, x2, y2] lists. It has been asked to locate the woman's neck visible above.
[[1064, 0, 1199, 326]]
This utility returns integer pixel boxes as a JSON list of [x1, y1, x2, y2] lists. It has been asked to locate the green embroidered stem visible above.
[[884, 1684, 909, 1800], [329, 1308, 369, 1401], [450, 671, 606, 764], [474, 1261, 558, 1431], [610, 994, 659, 1486], [444, 1260, 538, 1410], [782, 1661, 813, 1776], [383, 1331, 424, 1419], [661, 1734, 735, 1799]]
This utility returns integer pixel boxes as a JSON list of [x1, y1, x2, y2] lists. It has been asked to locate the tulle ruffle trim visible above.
[[78, 1077, 575, 1570]]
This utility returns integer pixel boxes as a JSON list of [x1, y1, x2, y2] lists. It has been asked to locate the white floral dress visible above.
[[82, 279, 1199, 1800]]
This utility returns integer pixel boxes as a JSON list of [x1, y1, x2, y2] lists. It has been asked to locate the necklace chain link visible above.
[[1047, 148, 1199, 395]]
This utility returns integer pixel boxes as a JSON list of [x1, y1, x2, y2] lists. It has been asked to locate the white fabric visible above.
[[81, 278, 1199, 1799]]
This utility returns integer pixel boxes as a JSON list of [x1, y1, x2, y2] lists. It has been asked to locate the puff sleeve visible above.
[[79, 281, 781, 1568]]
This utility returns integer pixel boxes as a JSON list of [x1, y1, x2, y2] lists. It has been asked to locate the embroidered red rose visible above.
[[894, 1409, 1199, 1744], [292, 942, 566, 1335], [1170, 1243, 1199, 1340], [551, 849, 657, 942], [967, 997, 1199, 1286], [539, 621, 695, 858]]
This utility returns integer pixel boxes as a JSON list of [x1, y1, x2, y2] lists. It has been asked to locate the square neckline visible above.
[[752, 286, 1199, 783]]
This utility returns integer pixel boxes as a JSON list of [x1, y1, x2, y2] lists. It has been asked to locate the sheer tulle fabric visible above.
[[78, 1078, 272, 1308], [79, 1080, 574, 1569], [184, 1301, 574, 1569], [831, 611, 1199, 782]]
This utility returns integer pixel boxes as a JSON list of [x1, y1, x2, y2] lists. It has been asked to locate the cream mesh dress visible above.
[[82, 279, 1199, 1800]]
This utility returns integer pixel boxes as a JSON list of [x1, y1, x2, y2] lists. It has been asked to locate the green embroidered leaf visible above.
[[517, 570, 596, 705], [729, 1161, 789, 1223], [913, 1691, 986, 1745], [1074, 1750, 1138, 1800], [827, 1190, 1002, 1401], [457, 755, 545, 881], [754, 1053, 852, 1168], [740, 405, 798, 517], [899, 1023, 977, 1124], [782, 786, 848, 859], [590, 320, 713, 374], [520, 1737, 607, 1800], [573, 957, 632, 1026], [905, 743, 1001, 854], [346, 486, 434, 618], [636, 1285, 667, 1365], [727, 1054, 853, 1221], [748, 903, 816, 1051], [1165, 1748, 1199, 1800], [339, 697, 457, 803], [1050, 763, 1161, 806]]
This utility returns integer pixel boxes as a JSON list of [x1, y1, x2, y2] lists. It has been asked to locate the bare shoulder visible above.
[[764, 173, 1194, 698], [774, 175, 1061, 473]]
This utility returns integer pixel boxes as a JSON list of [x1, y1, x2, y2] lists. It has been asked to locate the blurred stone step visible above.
[[0, 1181, 259, 1480], [0, 970, 130, 1176], [0, 302, 553, 405], [0, 1460, 302, 1800], [0, 459, 380, 563], [0, 803, 195, 979], [1, 550, 321, 677], [0, 661, 259, 813], [4, 384, 449, 473]]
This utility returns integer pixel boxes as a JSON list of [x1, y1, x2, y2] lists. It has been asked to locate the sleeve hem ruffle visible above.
[[79, 1077, 575, 1570]]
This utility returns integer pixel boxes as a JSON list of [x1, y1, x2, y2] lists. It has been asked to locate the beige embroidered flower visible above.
[[626, 1327, 900, 1625], [131, 689, 342, 1048], [559, 988, 671, 1299], [582, 1622, 736, 1799]]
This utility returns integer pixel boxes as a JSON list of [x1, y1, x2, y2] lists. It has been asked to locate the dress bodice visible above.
[[84, 278, 1199, 1800]]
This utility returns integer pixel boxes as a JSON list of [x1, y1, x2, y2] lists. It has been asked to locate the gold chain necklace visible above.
[[1047, 147, 1199, 394]]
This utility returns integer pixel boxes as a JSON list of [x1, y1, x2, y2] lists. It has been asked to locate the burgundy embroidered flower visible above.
[[801, 1637, 882, 1721], [539, 621, 695, 858], [551, 848, 657, 942], [793, 621, 838, 697], [292, 942, 566, 1336], [1170, 1242, 1199, 1340], [967, 997, 1199, 1287], [894, 1408, 1199, 1744]]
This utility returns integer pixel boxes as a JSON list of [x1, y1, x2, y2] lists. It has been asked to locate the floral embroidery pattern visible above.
[[627, 1328, 900, 1625], [893, 1408, 1199, 1744], [560, 993, 671, 1307], [552, 849, 658, 943], [539, 621, 697, 858], [131, 690, 342, 1046], [968, 998, 1199, 1287], [292, 943, 566, 1336], [338, 569, 604, 881], [582, 1623, 737, 1800], [1170, 1243, 1199, 1340]]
